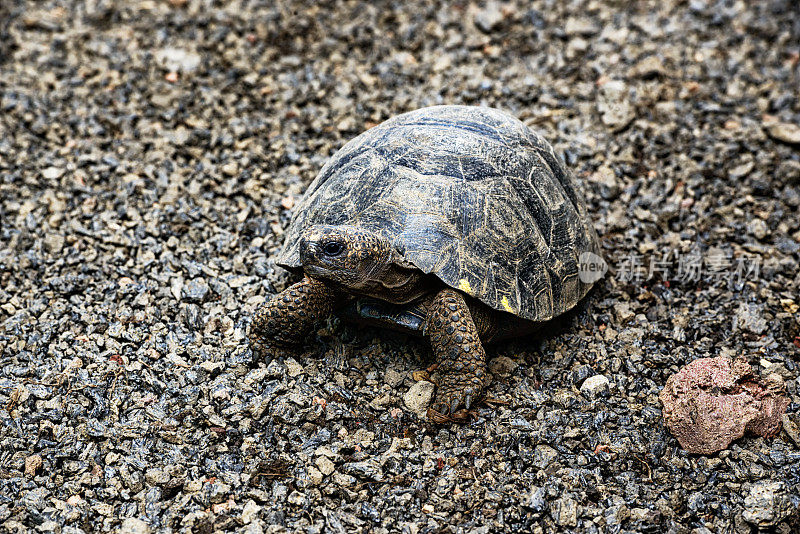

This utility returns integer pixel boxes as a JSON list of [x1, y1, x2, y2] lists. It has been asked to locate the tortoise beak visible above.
[[300, 240, 329, 280]]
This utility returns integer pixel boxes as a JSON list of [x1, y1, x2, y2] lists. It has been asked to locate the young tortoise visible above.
[[250, 105, 602, 423]]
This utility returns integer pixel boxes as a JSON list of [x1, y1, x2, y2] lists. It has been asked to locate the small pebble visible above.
[[119, 518, 152, 534], [473, 2, 504, 33], [580, 375, 610, 398], [403, 381, 434, 418], [766, 121, 800, 145], [24, 454, 42, 476], [743, 481, 795, 528]]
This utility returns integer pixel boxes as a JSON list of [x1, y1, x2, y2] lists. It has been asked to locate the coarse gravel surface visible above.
[[1, 1, 800, 532]]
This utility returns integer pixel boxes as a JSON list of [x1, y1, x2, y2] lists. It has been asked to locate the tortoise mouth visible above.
[[303, 263, 333, 280]]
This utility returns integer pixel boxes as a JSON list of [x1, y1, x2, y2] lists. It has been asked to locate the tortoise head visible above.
[[298, 225, 427, 302]]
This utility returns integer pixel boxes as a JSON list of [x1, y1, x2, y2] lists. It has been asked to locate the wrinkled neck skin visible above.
[[347, 259, 435, 304]]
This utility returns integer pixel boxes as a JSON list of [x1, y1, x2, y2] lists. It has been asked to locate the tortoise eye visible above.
[[322, 241, 345, 257]]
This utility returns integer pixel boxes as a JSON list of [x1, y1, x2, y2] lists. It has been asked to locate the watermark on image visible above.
[[579, 251, 608, 284], [579, 249, 761, 287]]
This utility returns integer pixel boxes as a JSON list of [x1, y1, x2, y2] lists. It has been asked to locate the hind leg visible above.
[[249, 277, 340, 357], [425, 289, 488, 423]]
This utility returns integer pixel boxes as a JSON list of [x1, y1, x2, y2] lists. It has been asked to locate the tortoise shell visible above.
[[277, 105, 601, 322]]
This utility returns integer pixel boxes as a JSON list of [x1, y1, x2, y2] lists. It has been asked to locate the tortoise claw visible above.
[[450, 398, 460, 414], [464, 394, 473, 410], [426, 407, 449, 424], [412, 370, 434, 383], [450, 408, 474, 422], [427, 406, 476, 424], [426, 377, 484, 423], [430, 400, 448, 417]]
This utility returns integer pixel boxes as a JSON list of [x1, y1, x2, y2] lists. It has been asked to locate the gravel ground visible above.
[[1, 1, 800, 532]]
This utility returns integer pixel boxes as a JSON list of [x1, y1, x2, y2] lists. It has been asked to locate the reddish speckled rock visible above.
[[659, 356, 789, 455]]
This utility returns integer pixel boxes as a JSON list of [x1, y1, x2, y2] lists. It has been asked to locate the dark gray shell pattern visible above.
[[277, 105, 602, 322]]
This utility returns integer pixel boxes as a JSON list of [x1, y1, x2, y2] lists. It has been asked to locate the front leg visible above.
[[425, 289, 488, 423], [249, 277, 341, 357]]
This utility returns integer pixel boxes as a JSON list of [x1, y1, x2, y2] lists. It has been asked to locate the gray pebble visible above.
[[474, 2, 504, 33], [743, 481, 798, 528]]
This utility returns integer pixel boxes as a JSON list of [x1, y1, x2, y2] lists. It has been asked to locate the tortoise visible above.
[[249, 105, 602, 422]]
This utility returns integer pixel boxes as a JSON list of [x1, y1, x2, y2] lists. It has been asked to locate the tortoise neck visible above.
[[345, 265, 437, 305]]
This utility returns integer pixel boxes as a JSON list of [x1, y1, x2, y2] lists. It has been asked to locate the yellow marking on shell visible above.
[[458, 279, 472, 293], [501, 296, 515, 313]]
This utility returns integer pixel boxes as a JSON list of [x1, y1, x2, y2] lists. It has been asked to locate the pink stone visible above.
[[659, 356, 789, 455]]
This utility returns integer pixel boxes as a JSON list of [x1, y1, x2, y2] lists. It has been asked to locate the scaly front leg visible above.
[[425, 289, 488, 423], [249, 277, 341, 357]]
